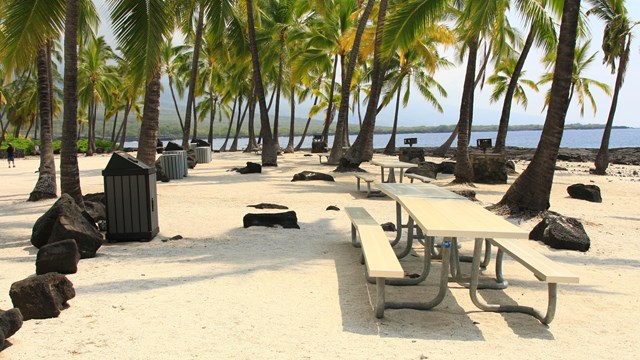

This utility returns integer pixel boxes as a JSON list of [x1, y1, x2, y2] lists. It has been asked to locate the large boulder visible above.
[[0, 308, 23, 350], [529, 212, 590, 252], [233, 162, 262, 174], [243, 211, 300, 229], [36, 239, 80, 275], [470, 153, 508, 184], [399, 147, 425, 163], [438, 161, 456, 174], [49, 214, 102, 259], [406, 161, 439, 179], [31, 194, 79, 248], [291, 171, 335, 182], [9, 273, 75, 320], [567, 183, 602, 203], [84, 201, 106, 222], [31, 194, 103, 258], [164, 142, 183, 151]]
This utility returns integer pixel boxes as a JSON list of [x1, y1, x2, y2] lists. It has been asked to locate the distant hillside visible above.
[[50, 105, 629, 141]]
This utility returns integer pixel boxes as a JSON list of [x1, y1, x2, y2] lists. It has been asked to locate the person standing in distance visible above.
[[6, 143, 15, 168]]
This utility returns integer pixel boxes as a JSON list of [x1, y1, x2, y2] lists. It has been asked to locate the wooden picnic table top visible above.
[[370, 159, 418, 169], [376, 182, 466, 201], [398, 196, 528, 239]]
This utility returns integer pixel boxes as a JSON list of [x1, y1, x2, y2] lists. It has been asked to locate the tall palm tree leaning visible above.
[[493, 0, 558, 154], [107, 0, 171, 167], [328, 0, 376, 166], [61, 0, 85, 207], [246, 0, 278, 166], [495, 0, 582, 214], [0, 0, 64, 201], [588, 0, 637, 174]]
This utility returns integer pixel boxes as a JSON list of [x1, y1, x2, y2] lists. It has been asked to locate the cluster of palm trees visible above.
[[0, 0, 636, 214]]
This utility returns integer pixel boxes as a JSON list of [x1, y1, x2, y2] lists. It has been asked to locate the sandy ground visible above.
[[1, 151, 639, 359]]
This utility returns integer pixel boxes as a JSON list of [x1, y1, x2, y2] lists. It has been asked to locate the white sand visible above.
[[1, 151, 639, 359]]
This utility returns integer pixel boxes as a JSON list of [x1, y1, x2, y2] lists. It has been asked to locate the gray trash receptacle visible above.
[[164, 150, 188, 176], [160, 153, 185, 179], [102, 152, 159, 242], [195, 147, 211, 164]]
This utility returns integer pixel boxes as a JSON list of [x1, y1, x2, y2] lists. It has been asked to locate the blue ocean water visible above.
[[131, 128, 640, 150]]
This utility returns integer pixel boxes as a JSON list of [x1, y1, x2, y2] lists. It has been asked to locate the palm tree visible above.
[[107, 0, 171, 167], [77, 35, 116, 156], [380, 28, 453, 155], [493, 0, 558, 153], [486, 55, 540, 130], [161, 41, 188, 133], [246, 0, 278, 166], [496, 0, 582, 213], [588, 0, 637, 174], [539, 40, 611, 117]]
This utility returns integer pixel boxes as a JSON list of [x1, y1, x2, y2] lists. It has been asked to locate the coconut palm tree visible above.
[[77, 35, 116, 156], [496, 0, 583, 213], [493, 0, 559, 153], [379, 27, 453, 155], [107, 0, 171, 167], [246, 0, 278, 166], [587, 0, 637, 174], [538, 40, 611, 116], [486, 55, 539, 121]]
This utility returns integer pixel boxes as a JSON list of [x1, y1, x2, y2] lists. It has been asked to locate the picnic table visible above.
[[370, 159, 417, 183], [357, 182, 578, 323]]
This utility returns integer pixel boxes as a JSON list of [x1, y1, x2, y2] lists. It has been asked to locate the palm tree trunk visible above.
[[208, 93, 217, 149], [594, 39, 630, 175], [495, 27, 536, 153], [219, 96, 238, 151], [329, 0, 376, 166], [453, 36, 479, 183], [295, 94, 319, 151], [230, 100, 249, 151], [247, 0, 277, 166], [87, 85, 95, 156], [30, 46, 57, 201], [102, 108, 107, 140], [383, 85, 402, 155], [497, 0, 581, 213], [182, 3, 205, 149], [245, 82, 260, 152], [191, 96, 198, 142], [169, 76, 185, 132], [137, 68, 162, 167], [321, 54, 339, 143], [110, 111, 120, 144], [61, 0, 84, 207], [117, 100, 132, 151], [339, 0, 383, 170], [285, 84, 296, 153], [273, 33, 285, 151]]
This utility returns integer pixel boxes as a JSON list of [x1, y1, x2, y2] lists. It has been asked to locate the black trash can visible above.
[[311, 135, 327, 153], [102, 152, 159, 242]]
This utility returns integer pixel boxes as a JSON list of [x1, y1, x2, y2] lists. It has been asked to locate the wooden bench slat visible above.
[[489, 238, 579, 284], [358, 226, 404, 278], [404, 173, 434, 183], [344, 207, 379, 227], [354, 173, 376, 181]]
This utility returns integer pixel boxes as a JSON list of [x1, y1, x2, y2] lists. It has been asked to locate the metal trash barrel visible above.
[[102, 152, 159, 242], [164, 150, 188, 176], [311, 135, 327, 153], [195, 147, 211, 164], [160, 153, 185, 179]]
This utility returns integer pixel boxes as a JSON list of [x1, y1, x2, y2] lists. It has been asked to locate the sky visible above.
[[94, 1, 640, 128]]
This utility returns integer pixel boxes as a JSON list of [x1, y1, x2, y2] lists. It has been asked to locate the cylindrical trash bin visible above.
[[195, 147, 211, 164], [102, 152, 159, 242], [160, 153, 185, 179], [164, 150, 188, 177]]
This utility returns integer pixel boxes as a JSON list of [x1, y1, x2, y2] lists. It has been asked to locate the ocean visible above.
[[129, 127, 640, 150]]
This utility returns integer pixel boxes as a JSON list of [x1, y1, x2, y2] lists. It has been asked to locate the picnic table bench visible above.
[[404, 173, 434, 183], [317, 153, 330, 164], [353, 173, 382, 197], [470, 237, 579, 323], [345, 207, 404, 318]]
